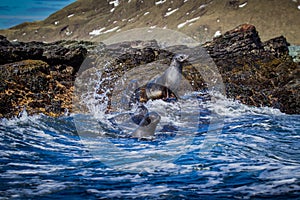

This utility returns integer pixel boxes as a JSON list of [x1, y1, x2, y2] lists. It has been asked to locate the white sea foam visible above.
[[205, 92, 284, 118]]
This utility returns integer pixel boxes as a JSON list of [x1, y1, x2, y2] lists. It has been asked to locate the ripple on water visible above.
[[0, 96, 299, 199]]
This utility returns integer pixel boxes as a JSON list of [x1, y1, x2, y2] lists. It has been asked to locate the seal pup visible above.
[[146, 53, 189, 101], [131, 111, 161, 139]]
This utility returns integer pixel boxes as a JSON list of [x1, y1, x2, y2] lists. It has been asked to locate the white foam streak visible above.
[[206, 92, 284, 118]]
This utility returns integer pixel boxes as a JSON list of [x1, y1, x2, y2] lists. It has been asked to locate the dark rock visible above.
[[203, 24, 299, 114], [263, 36, 290, 58], [0, 24, 299, 118], [0, 60, 75, 118], [0, 36, 94, 71]]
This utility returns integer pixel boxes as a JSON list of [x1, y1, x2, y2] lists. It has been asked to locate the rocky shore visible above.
[[0, 37, 95, 118], [0, 24, 299, 118]]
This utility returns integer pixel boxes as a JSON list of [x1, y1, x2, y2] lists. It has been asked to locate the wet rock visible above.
[[0, 24, 299, 118], [0, 60, 76, 118], [0, 36, 95, 118], [288, 45, 300, 63], [0, 36, 94, 70], [203, 24, 299, 114]]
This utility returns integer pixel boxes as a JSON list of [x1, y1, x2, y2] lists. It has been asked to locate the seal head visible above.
[[131, 111, 161, 139], [130, 104, 149, 125]]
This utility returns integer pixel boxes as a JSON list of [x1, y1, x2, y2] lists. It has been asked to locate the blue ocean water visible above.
[[0, 0, 75, 29], [0, 95, 299, 199]]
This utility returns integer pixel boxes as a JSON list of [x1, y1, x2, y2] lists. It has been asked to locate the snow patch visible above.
[[65, 28, 72, 36], [214, 30, 222, 38], [110, 8, 115, 12], [184, 0, 188, 2], [89, 26, 119, 36], [22, 32, 26, 36], [164, 8, 179, 17], [144, 11, 150, 16], [239, 2, 248, 8], [177, 17, 200, 29], [54, 21, 59, 25], [89, 27, 106, 36], [155, 0, 166, 5], [103, 26, 119, 34], [113, 20, 118, 24], [67, 14, 74, 18], [12, 39, 18, 42], [298, 5, 300, 10], [109, 0, 120, 7], [150, 25, 157, 29], [199, 4, 207, 9]]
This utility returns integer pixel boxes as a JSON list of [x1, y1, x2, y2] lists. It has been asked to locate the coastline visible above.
[[0, 24, 299, 119]]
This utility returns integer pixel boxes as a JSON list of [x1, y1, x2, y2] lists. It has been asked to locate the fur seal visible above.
[[150, 53, 189, 92], [108, 104, 160, 139], [131, 111, 161, 139], [131, 53, 189, 103], [130, 104, 149, 125]]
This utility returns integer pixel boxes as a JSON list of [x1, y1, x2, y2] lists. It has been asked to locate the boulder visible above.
[[0, 37, 93, 118], [203, 24, 299, 114]]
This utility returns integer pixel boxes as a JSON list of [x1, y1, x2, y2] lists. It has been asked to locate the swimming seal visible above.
[[131, 111, 161, 139], [130, 104, 149, 125]]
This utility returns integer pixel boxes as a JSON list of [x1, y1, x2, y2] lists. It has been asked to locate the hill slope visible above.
[[0, 0, 300, 44]]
